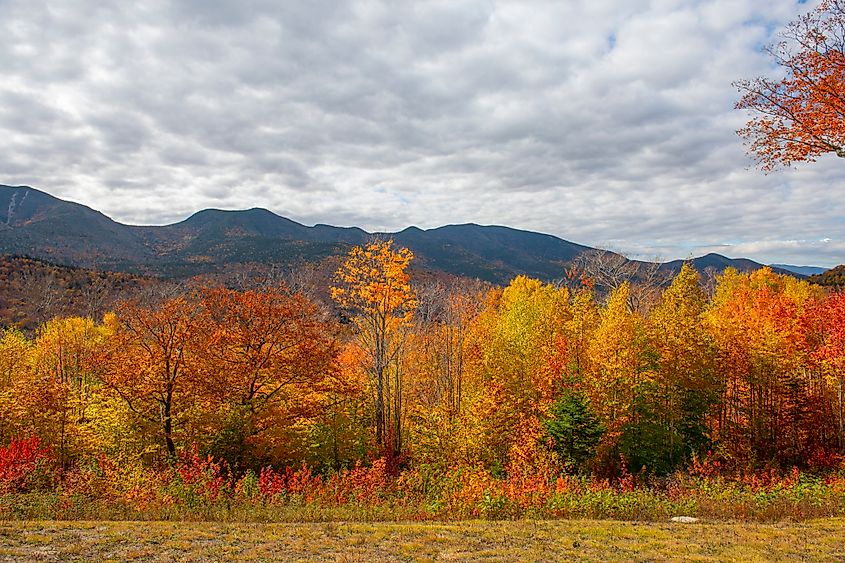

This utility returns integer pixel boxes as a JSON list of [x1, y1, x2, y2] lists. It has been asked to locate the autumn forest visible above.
[[1, 238, 845, 522]]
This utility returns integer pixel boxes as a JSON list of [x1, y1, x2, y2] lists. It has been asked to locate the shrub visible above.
[[0, 437, 54, 493], [169, 444, 233, 506]]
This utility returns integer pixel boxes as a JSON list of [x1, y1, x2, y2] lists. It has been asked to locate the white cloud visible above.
[[0, 0, 841, 266]]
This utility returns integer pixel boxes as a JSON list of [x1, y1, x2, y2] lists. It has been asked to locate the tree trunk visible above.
[[375, 366, 384, 447], [163, 398, 176, 459], [393, 358, 402, 458]]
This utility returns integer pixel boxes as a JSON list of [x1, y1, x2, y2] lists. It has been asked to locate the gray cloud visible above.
[[0, 0, 841, 266]]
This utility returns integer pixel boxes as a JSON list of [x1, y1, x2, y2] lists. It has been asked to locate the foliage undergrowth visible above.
[[2, 447, 844, 523]]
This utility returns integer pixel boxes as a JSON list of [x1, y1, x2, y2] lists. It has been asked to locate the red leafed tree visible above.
[[735, 0, 845, 170]]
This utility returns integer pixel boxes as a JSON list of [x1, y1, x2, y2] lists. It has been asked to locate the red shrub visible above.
[[258, 466, 287, 499], [257, 465, 322, 502], [0, 436, 53, 493], [177, 445, 231, 501], [689, 451, 722, 479], [324, 458, 390, 504]]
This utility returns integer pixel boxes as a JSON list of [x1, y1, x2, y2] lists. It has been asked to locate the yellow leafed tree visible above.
[[331, 239, 416, 458]]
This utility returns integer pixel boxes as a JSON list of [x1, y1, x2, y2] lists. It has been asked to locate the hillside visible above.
[[808, 265, 845, 287], [0, 255, 153, 331], [0, 186, 154, 268], [0, 184, 792, 284]]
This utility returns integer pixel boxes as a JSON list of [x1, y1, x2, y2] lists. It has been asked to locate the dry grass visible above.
[[0, 518, 844, 561]]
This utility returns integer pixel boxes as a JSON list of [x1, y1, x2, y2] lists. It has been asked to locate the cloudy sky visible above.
[[0, 0, 842, 267]]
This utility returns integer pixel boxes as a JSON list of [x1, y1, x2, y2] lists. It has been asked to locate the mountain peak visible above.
[[181, 206, 285, 221]]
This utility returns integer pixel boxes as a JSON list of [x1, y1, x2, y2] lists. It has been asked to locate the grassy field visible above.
[[0, 519, 844, 561]]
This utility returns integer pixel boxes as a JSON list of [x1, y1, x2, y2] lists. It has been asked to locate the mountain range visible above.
[[0, 184, 823, 284]]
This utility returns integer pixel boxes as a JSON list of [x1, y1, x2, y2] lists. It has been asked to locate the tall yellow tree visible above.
[[0, 329, 34, 444], [586, 282, 648, 449], [442, 277, 573, 473], [644, 264, 717, 470], [331, 239, 417, 458], [31, 317, 112, 468]]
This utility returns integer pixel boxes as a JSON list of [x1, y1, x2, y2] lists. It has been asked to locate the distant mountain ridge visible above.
[[0, 184, 803, 283], [770, 264, 828, 276]]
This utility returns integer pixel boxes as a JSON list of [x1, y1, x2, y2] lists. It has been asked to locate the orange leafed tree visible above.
[[807, 291, 845, 451], [189, 285, 337, 464], [193, 286, 335, 408], [735, 0, 845, 170], [706, 268, 819, 463], [331, 239, 417, 458], [100, 296, 198, 459]]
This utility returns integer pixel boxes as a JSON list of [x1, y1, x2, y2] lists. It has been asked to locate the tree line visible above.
[[1, 240, 844, 479]]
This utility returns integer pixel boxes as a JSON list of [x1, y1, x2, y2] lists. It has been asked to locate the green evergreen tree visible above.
[[543, 392, 605, 473]]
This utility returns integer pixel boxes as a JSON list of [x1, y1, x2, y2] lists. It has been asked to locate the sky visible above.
[[0, 0, 842, 267]]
